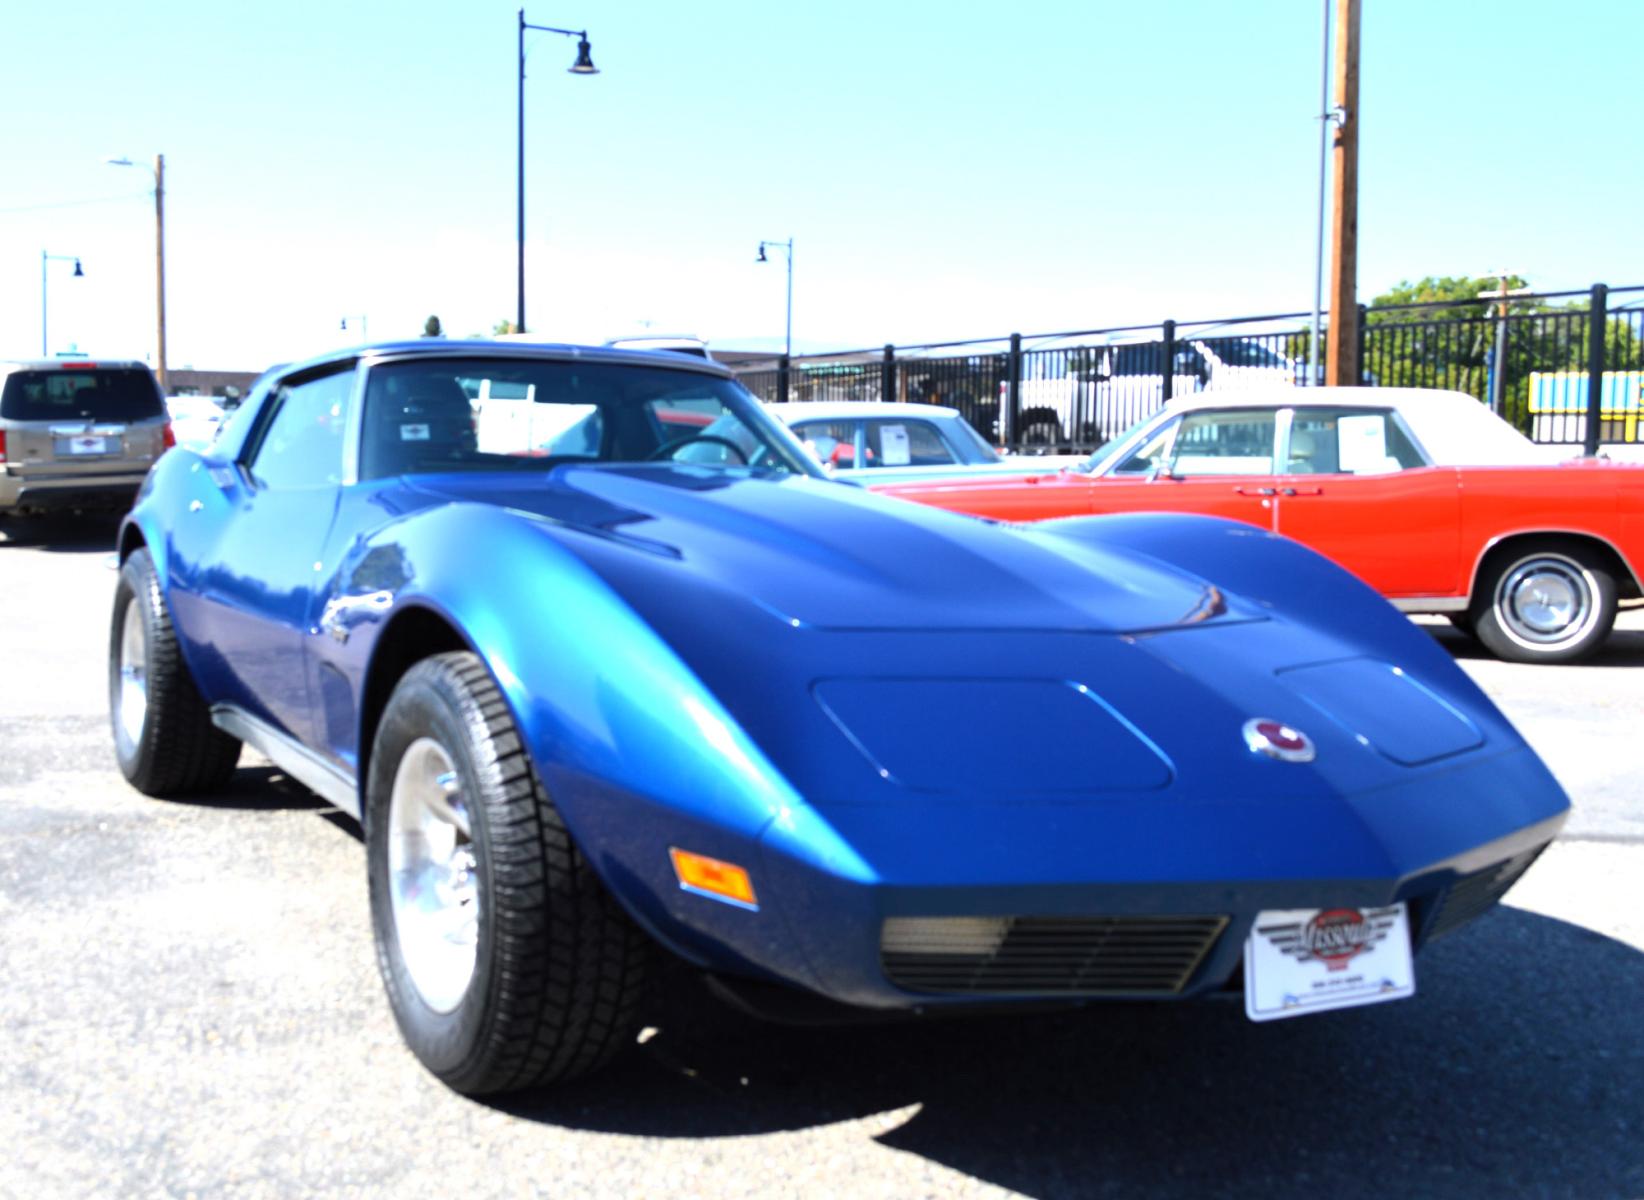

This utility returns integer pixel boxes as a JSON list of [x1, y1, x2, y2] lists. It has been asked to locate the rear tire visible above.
[[1470, 540, 1617, 664], [1017, 407, 1064, 448], [109, 548, 242, 794], [366, 651, 651, 1094]]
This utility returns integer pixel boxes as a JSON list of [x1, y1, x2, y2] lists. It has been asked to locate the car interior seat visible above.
[[366, 374, 478, 477], [1286, 429, 1318, 474]]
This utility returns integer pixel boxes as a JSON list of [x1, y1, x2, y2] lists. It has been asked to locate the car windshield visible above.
[[1074, 412, 1161, 474], [1, 368, 163, 422], [945, 415, 1002, 463], [359, 358, 819, 481]]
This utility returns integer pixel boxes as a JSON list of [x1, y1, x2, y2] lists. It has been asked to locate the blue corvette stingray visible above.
[[110, 341, 1567, 1094]]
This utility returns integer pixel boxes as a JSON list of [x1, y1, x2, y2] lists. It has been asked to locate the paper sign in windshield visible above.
[[880, 424, 911, 466], [1338, 414, 1395, 474]]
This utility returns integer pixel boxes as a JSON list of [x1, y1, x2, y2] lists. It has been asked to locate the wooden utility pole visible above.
[[1325, 0, 1361, 386]]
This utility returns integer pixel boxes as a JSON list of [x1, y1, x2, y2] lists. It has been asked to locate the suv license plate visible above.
[[59, 435, 111, 456], [1244, 903, 1415, 1022]]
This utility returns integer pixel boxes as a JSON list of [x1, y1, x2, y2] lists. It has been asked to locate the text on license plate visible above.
[[1244, 902, 1415, 1022]]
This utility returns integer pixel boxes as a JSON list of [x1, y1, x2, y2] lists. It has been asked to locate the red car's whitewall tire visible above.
[[1471, 540, 1617, 664]]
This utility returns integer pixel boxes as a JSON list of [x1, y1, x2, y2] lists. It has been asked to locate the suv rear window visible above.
[[1, 368, 164, 422]]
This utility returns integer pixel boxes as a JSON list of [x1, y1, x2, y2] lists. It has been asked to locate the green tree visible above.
[[1370, 274, 1528, 319], [492, 319, 518, 336], [1359, 276, 1641, 435], [423, 315, 444, 338]]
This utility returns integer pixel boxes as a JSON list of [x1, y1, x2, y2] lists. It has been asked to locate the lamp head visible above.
[[568, 37, 598, 74]]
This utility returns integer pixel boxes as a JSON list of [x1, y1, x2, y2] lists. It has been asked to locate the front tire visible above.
[[109, 548, 241, 794], [366, 652, 651, 1095], [1470, 540, 1617, 664]]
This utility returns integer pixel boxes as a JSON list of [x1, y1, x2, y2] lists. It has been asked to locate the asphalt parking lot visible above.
[[1, 514, 1640, 1200]]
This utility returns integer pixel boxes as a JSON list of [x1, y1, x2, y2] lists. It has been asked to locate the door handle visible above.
[[1234, 486, 1277, 496], [1279, 486, 1323, 496]]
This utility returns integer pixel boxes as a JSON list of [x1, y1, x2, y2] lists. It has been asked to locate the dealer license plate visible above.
[[59, 435, 110, 456], [1244, 903, 1415, 1022]]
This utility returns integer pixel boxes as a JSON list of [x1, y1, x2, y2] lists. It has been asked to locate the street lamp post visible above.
[[40, 252, 84, 357], [107, 154, 167, 391], [1308, 0, 1332, 387], [756, 238, 794, 359], [517, 10, 598, 336], [341, 315, 369, 343]]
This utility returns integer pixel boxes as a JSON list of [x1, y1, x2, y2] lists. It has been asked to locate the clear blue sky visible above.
[[3, 0, 1641, 371]]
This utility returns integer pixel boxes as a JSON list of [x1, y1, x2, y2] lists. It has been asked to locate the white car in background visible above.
[[763, 401, 1082, 484], [1012, 336, 1301, 446], [601, 334, 713, 359], [164, 395, 227, 451]]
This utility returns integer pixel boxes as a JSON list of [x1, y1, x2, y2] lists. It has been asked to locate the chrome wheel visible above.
[[387, 738, 478, 1014], [116, 600, 148, 746], [1494, 554, 1597, 648]]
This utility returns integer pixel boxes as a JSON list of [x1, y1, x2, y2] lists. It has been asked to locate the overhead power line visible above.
[[0, 190, 149, 215]]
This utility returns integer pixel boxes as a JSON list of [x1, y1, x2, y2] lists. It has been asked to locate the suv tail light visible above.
[[162, 422, 176, 450], [0, 429, 7, 463]]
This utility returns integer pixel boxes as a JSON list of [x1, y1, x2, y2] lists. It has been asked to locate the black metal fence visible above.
[[732, 283, 1644, 455]]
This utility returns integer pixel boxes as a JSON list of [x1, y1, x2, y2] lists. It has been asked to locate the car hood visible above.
[[408, 465, 1261, 634]]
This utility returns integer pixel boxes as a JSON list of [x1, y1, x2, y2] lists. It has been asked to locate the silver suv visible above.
[[0, 359, 171, 516]]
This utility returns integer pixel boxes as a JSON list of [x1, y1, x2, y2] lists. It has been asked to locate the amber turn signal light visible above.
[[669, 847, 758, 910]]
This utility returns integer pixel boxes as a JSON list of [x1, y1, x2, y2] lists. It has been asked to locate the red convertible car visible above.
[[875, 388, 1644, 663]]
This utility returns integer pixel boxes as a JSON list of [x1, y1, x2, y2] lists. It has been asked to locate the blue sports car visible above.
[[109, 341, 1568, 1095]]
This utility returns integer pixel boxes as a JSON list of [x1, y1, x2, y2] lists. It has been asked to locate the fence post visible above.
[[1584, 283, 1607, 456], [882, 344, 896, 404], [1356, 304, 1369, 386], [778, 354, 791, 406], [1160, 319, 1175, 403], [1004, 332, 1022, 446]]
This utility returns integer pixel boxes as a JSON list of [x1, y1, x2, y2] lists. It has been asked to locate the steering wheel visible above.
[[644, 434, 749, 464]]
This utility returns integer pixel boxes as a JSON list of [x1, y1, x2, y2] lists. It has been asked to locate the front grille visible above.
[[1423, 845, 1546, 942], [881, 915, 1228, 996]]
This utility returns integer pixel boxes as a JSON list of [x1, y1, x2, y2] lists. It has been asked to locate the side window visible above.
[[791, 420, 862, 467], [1284, 408, 1427, 475], [1168, 410, 1277, 476], [248, 370, 354, 489], [864, 421, 953, 467], [1171, 343, 1209, 380], [1111, 345, 1161, 378]]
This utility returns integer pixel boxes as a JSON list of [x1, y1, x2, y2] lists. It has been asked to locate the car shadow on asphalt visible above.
[[1427, 622, 1644, 666], [498, 907, 1643, 1199], [172, 764, 364, 841], [0, 513, 123, 553]]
